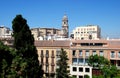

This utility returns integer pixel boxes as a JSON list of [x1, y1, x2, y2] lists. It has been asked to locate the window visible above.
[[86, 50, 89, 56], [93, 50, 96, 55], [51, 66, 54, 72], [118, 52, 120, 58], [46, 57, 48, 64], [79, 76, 83, 78], [56, 49, 61, 57], [41, 58, 43, 64], [41, 50, 44, 57], [73, 67, 77, 72], [72, 50, 76, 56], [85, 59, 88, 65], [64, 22, 66, 24], [85, 68, 90, 72], [99, 51, 103, 56], [78, 58, 83, 65], [79, 67, 83, 72], [51, 50, 54, 58], [51, 58, 54, 65], [111, 51, 115, 58], [72, 58, 77, 64], [46, 65, 49, 73], [46, 50, 49, 57], [79, 50, 82, 56], [73, 75, 77, 78]]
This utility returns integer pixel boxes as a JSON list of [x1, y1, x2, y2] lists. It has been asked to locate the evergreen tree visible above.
[[0, 41, 13, 78], [56, 48, 69, 78], [11, 15, 43, 78]]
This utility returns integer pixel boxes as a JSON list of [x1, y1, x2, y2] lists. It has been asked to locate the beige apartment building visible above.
[[69, 39, 120, 78], [72, 25, 101, 40], [35, 40, 70, 78], [1, 38, 120, 78], [35, 39, 120, 78]]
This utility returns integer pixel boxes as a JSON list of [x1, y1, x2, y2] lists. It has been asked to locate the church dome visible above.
[[62, 15, 68, 20]]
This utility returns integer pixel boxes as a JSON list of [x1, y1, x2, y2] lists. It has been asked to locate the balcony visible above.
[[51, 63, 55, 66], [46, 54, 49, 58], [40, 54, 44, 57], [72, 55, 77, 58], [79, 55, 83, 58], [45, 70, 49, 73], [51, 71, 55, 74], [85, 56, 89, 58], [45, 62, 49, 66], [51, 55, 55, 58]]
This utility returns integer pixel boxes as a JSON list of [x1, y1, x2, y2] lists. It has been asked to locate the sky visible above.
[[0, 0, 120, 38]]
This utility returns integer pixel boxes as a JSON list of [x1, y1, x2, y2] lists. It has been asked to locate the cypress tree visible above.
[[11, 15, 43, 78], [56, 48, 69, 78]]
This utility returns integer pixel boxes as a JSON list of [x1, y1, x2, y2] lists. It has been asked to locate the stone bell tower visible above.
[[62, 15, 69, 38]]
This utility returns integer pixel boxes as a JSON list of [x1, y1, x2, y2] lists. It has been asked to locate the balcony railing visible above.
[[45, 62, 49, 65], [40, 54, 44, 57], [51, 63, 55, 66], [85, 55, 89, 58], [79, 55, 83, 58], [45, 70, 49, 73], [72, 55, 77, 58], [51, 55, 55, 58], [51, 71, 55, 74], [46, 54, 49, 57]]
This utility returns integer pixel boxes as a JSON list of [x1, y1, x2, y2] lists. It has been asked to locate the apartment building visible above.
[[35, 40, 70, 78], [1, 37, 120, 78], [69, 39, 120, 78], [72, 25, 101, 40], [0, 26, 12, 38], [34, 39, 120, 78]]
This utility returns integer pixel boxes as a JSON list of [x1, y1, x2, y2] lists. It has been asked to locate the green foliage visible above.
[[56, 48, 69, 78], [11, 14, 43, 78], [0, 41, 13, 78], [88, 54, 110, 68], [84, 75, 90, 78], [88, 54, 118, 78], [12, 15, 34, 50]]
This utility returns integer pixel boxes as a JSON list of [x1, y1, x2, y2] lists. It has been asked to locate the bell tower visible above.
[[62, 15, 69, 38]]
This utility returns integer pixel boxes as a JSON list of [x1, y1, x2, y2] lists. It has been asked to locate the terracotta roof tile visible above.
[[34, 40, 70, 47]]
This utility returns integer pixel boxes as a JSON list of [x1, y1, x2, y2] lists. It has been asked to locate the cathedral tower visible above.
[[62, 15, 69, 38]]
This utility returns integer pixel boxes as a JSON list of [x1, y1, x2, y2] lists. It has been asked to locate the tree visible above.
[[88, 54, 117, 78], [11, 15, 43, 78], [88, 54, 110, 69], [56, 48, 69, 78], [0, 41, 13, 78]]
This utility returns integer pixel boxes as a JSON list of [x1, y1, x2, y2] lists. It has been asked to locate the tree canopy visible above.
[[0, 41, 13, 77], [11, 14, 43, 78], [88, 54, 118, 78], [56, 48, 69, 78]]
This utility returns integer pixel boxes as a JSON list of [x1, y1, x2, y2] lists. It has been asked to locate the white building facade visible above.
[[0, 26, 12, 38], [72, 25, 101, 40], [70, 65, 92, 78]]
